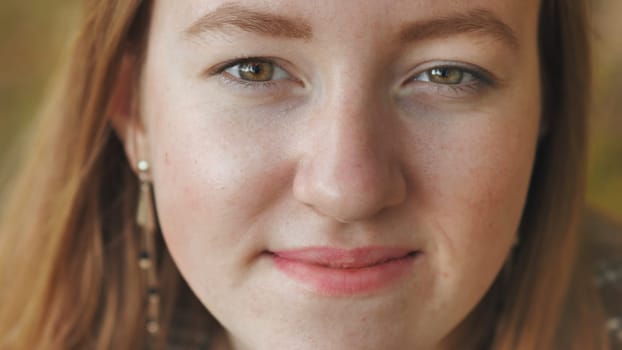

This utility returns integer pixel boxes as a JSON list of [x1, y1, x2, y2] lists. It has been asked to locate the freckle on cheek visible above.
[[183, 186, 192, 196]]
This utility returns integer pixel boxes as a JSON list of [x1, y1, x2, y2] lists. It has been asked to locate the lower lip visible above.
[[271, 253, 419, 297]]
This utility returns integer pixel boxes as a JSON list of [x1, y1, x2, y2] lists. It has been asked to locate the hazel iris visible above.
[[238, 61, 275, 82], [428, 68, 464, 84]]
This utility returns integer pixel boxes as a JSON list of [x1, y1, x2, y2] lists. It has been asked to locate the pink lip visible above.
[[270, 247, 420, 296]]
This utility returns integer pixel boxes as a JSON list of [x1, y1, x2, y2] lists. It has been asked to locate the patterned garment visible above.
[[166, 211, 622, 349], [599, 259, 622, 349], [588, 212, 622, 349]]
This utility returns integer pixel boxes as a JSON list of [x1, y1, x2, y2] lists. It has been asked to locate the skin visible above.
[[117, 0, 542, 349]]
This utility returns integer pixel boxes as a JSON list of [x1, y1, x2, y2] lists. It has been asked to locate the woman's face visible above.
[[131, 0, 541, 348]]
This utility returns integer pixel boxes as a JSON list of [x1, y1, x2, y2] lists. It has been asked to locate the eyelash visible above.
[[209, 57, 496, 95]]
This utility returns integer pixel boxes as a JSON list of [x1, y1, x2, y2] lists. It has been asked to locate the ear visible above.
[[107, 53, 149, 175]]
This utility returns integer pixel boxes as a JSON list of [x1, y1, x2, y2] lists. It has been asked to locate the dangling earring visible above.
[[136, 160, 160, 340]]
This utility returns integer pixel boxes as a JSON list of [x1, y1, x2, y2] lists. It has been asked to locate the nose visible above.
[[292, 92, 407, 223]]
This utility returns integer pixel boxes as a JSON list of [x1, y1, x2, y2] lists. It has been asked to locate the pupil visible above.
[[433, 68, 449, 77], [248, 64, 261, 74]]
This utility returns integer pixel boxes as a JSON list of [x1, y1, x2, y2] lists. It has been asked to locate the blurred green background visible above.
[[0, 1, 620, 221]]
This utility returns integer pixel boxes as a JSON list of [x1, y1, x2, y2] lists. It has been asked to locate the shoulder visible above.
[[584, 209, 622, 347]]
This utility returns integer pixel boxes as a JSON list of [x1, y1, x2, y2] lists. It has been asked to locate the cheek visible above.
[[437, 121, 534, 234], [141, 84, 298, 288], [418, 95, 540, 302]]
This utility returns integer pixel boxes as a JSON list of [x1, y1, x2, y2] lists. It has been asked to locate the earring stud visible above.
[[138, 159, 150, 172]]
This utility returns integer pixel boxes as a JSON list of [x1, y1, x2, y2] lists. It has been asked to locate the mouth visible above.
[[267, 246, 421, 297]]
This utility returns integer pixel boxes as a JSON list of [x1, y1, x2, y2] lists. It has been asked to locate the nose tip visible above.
[[293, 147, 406, 223]]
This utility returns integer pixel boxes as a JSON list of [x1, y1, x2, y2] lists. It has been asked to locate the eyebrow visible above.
[[399, 9, 519, 50], [185, 4, 518, 51], [185, 3, 312, 40]]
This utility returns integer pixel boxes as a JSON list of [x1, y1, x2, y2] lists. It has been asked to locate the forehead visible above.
[[153, 0, 541, 45]]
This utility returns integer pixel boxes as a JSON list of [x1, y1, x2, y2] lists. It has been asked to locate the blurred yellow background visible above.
[[0, 1, 620, 220]]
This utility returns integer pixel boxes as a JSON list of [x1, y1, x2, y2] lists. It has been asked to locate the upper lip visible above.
[[270, 246, 419, 268]]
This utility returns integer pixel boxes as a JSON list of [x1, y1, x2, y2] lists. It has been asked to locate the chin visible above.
[[224, 315, 442, 350], [232, 336, 435, 350]]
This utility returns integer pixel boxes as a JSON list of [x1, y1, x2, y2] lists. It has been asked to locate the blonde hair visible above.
[[0, 0, 607, 349]]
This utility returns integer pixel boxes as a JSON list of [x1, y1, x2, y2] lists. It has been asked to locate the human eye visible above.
[[406, 63, 497, 98], [208, 57, 299, 91], [416, 67, 477, 85]]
